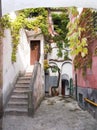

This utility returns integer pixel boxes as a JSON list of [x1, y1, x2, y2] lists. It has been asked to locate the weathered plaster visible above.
[[3, 29, 30, 106]]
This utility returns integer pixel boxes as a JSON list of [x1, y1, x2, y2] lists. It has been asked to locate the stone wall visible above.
[[33, 63, 45, 109], [73, 41, 97, 119], [76, 86, 97, 120], [28, 63, 45, 116]]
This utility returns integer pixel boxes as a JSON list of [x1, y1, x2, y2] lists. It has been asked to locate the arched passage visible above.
[[61, 74, 69, 96], [61, 61, 72, 96]]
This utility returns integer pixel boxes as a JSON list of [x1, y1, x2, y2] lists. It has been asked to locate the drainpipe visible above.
[[0, 0, 2, 17], [75, 73, 78, 101], [58, 68, 62, 96], [0, 1, 3, 122]]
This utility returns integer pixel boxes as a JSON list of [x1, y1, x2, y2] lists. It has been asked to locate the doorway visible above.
[[30, 40, 40, 65], [61, 79, 69, 96]]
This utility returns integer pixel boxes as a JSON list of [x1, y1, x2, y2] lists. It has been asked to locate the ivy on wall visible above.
[[51, 12, 69, 59], [2, 7, 96, 72], [11, 14, 25, 62], [67, 7, 97, 75], [0, 15, 11, 37], [0, 8, 49, 62]]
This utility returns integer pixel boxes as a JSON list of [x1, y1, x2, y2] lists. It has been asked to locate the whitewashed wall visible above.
[[49, 43, 72, 73], [3, 29, 30, 105], [47, 43, 72, 92], [61, 62, 72, 79]]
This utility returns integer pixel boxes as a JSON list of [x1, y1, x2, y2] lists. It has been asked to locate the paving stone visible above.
[[2, 96, 97, 130]]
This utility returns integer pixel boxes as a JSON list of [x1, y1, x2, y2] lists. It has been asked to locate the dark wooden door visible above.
[[30, 41, 40, 65]]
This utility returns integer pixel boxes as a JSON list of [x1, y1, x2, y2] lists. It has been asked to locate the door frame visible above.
[[30, 40, 40, 65]]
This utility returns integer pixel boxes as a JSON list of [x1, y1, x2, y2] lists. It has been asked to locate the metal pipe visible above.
[[84, 98, 97, 107], [0, 0, 2, 17], [75, 73, 77, 101]]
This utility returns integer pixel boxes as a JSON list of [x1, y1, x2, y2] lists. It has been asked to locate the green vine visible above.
[[11, 8, 49, 62], [52, 12, 69, 58], [11, 14, 25, 62], [0, 15, 11, 37], [67, 8, 96, 75], [0, 8, 70, 62]]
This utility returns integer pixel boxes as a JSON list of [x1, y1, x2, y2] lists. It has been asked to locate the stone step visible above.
[[15, 86, 29, 91], [7, 102, 28, 109], [15, 84, 29, 88], [4, 108, 28, 116], [10, 96, 28, 102], [11, 95, 28, 99], [13, 89, 29, 95], [7, 103, 28, 109], [8, 101, 28, 105], [7, 101, 28, 109], [11, 92, 28, 97], [4, 71, 33, 116], [24, 73, 32, 77], [19, 76, 31, 80], [17, 80, 30, 84]]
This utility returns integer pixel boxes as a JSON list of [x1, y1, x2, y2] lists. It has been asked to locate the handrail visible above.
[[84, 98, 97, 107]]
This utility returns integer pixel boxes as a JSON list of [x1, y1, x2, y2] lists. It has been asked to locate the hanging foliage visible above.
[[52, 12, 69, 58], [0, 14, 11, 37], [67, 8, 96, 75]]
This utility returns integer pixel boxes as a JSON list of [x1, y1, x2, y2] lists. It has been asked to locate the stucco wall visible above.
[[75, 55, 97, 89], [3, 29, 30, 106], [61, 62, 72, 79], [33, 64, 45, 109], [73, 40, 97, 119]]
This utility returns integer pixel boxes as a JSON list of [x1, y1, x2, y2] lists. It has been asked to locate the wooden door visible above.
[[30, 41, 40, 65]]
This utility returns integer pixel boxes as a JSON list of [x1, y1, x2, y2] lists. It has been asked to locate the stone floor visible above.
[[2, 96, 97, 130]]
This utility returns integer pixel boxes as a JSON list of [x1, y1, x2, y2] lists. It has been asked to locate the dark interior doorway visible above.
[[30, 40, 40, 65], [61, 79, 69, 96], [62, 80, 65, 96]]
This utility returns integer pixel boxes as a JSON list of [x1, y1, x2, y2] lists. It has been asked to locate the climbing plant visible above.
[[11, 8, 49, 62], [51, 12, 69, 58], [11, 14, 25, 62], [0, 14, 11, 37], [0, 8, 70, 63], [67, 7, 96, 75]]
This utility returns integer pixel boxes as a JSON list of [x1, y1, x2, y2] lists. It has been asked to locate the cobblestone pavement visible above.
[[2, 96, 97, 130]]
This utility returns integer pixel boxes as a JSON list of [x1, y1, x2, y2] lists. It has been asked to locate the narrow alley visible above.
[[3, 96, 97, 130]]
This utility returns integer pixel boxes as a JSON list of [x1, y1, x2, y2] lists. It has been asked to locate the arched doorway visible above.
[[61, 79, 69, 96], [61, 74, 69, 96]]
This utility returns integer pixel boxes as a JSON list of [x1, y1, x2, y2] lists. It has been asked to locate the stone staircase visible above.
[[4, 67, 33, 116]]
